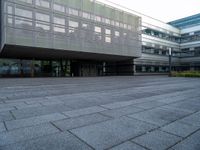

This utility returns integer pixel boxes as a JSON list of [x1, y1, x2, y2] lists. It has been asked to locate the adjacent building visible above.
[[0, 0, 199, 77]]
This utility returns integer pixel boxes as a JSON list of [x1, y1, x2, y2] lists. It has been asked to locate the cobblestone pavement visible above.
[[0, 76, 200, 150]]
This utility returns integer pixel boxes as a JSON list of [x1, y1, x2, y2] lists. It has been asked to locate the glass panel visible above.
[[82, 12, 90, 19], [105, 29, 111, 35], [54, 26, 65, 33], [95, 26, 101, 33], [36, 0, 50, 8], [105, 37, 111, 43], [17, 0, 33, 4], [54, 16, 65, 25], [69, 20, 79, 28], [53, 3, 65, 13], [15, 7, 33, 18], [69, 8, 79, 16], [15, 17, 33, 28], [36, 22, 50, 31], [36, 12, 50, 22], [7, 6, 13, 14]]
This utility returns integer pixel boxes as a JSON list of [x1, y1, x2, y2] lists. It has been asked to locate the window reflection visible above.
[[36, 0, 50, 8]]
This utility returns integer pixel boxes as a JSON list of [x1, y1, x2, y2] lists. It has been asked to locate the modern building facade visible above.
[[0, 0, 199, 77]]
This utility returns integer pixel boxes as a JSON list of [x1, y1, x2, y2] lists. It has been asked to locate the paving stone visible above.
[[15, 103, 43, 109], [53, 113, 110, 131], [109, 141, 146, 150], [0, 123, 59, 146], [0, 132, 93, 150], [132, 130, 181, 150], [161, 121, 199, 137], [171, 130, 200, 150], [5, 113, 67, 130], [134, 101, 166, 109], [0, 122, 6, 132], [179, 111, 200, 127], [71, 116, 157, 150], [101, 101, 134, 109], [100, 105, 144, 118], [128, 107, 191, 126], [11, 104, 72, 119], [0, 107, 16, 113], [0, 112, 14, 122], [162, 100, 200, 112], [63, 106, 107, 117]]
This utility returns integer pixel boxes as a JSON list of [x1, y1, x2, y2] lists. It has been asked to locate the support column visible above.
[[30, 59, 35, 77]]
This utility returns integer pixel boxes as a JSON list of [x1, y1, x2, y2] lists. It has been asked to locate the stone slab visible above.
[[63, 106, 107, 117], [132, 130, 181, 150], [100, 105, 143, 118], [53, 113, 110, 131], [5, 113, 67, 130], [109, 141, 146, 150], [71, 116, 156, 150], [0, 132, 92, 150], [0, 123, 59, 146], [161, 121, 199, 137]]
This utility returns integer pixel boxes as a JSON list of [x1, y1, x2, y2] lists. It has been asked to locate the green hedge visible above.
[[171, 71, 200, 77]]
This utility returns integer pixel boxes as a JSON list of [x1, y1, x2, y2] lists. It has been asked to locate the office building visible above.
[[0, 0, 199, 77]]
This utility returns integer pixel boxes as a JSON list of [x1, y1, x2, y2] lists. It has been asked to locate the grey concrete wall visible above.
[[2, 0, 141, 59]]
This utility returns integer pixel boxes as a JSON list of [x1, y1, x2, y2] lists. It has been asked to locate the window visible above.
[[36, 12, 50, 22], [115, 31, 120, 37], [120, 23, 124, 28], [95, 16, 101, 22], [7, 6, 13, 14], [94, 27, 102, 40], [69, 8, 78, 16], [17, 0, 32, 4], [36, 0, 50, 8], [95, 26, 101, 33], [115, 21, 119, 27], [82, 23, 88, 28], [15, 8, 33, 18], [82, 12, 90, 19], [15, 17, 33, 27], [69, 20, 79, 28], [53, 3, 65, 13], [105, 37, 111, 43], [36, 22, 50, 31], [105, 18, 110, 24], [124, 24, 127, 29], [54, 17, 65, 25], [54, 26, 65, 33], [127, 25, 131, 30], [7, 16, 13, 25], [105, 29, 111, 35]]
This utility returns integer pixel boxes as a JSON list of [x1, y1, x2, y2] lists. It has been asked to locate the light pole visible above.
[[168, 48, 172, 77]]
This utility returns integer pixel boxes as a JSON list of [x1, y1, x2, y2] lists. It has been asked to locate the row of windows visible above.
[[142, 46, 181, 57], [7, 18, 140, 46], [136, 65, 169, 73], [8, 1, 138, 31], [142, 27, 180, 43], [181, 47, 200, 57], [181, 34, 200, 43], [7, 14, 138, 44]]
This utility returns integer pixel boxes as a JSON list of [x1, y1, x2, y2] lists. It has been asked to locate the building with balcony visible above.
[[0, 0, 199, 77]]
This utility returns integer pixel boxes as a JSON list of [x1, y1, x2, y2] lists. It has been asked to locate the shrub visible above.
[[171, 71, 200, 78]]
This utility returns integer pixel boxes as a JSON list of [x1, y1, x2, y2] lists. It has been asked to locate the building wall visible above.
[[2, 0, 141, 58]]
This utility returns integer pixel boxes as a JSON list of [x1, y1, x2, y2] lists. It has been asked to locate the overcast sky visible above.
[[104, 0, 200, 22]]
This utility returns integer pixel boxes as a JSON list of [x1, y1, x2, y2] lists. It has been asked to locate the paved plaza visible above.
[[0, 76, 200, 150]]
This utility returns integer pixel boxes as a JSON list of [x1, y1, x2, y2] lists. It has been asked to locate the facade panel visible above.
[[1, 0, 141, 58]]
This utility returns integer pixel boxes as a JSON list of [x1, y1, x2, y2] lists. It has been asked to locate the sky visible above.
[[103, 0, 200, 22]]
